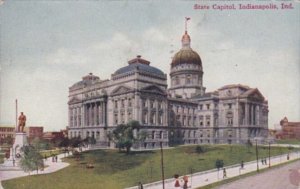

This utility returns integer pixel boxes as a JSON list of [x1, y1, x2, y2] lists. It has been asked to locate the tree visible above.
[[215, 159, 224, 180], [19, 145, 44, 174], [69, 136, 82, 148], [108, 120, 147, 154]]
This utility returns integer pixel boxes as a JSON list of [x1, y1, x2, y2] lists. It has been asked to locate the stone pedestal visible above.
[[2, 132, 28, 167]]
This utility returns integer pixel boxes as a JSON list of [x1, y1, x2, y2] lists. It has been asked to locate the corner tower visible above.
[[169, 19, 205, 99]]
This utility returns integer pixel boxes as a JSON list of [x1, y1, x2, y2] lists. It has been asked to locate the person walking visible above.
[[182, 175, 188, 189], [223, 168, 227, 179], [174, 174, 180, 188], [241, 160, 244, 169]]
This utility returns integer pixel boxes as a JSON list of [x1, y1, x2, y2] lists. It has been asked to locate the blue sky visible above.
[[0, 0, 299, 131]]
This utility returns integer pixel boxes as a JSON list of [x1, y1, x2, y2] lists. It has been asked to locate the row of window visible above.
[[142, 111, 164, 125], [142, 99, 163, 109], [114, 98, 133, 109], [69, 130, 100, 139], [174, 115, 212, 127], [114, 111, 133, 125], [173, 75, 195, 85]]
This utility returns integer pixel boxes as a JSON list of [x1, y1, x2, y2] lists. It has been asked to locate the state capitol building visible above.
[[67, 27, 269, 149]]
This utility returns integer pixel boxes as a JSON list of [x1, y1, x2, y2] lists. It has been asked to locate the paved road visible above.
[[217, 160, 300, 189], [126, 151, 300, 189]]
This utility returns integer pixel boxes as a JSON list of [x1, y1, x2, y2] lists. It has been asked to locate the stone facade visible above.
[[68, 30, 269, 149]]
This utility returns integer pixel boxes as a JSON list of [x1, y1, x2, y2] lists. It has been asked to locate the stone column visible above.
[[253, 105, 256, 126], [245, 103, 249, 126], [147, 99, 151, 125], [125, 98, 129, 123], [257, 105, 260, 126], [156, 100, 159, 125], [89, 104, 92, 126]]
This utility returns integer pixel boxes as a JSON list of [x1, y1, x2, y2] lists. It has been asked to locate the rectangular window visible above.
[[114, 114, 118, 125], [128, 98, 132, 107], [121, 99, 125, 108], [206, 104, 210, 110]]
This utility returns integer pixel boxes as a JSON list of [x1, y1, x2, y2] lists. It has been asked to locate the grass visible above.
[[2, 145, 297, 189], [0, 153, 4, 164], [196, 158, 300, 189], [276, 139, 300, 145], [39, 149, 62, 158]]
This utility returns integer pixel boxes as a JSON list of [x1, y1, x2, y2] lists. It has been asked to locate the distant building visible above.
[[68, 27, 269, 149], [277, 117, 300, 139], [25, 126, 44, 141], [43, 131, 65, 141], [0, 125, 15, 140]]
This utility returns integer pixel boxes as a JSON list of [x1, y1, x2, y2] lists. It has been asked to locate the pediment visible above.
[[68, 97, 81, 104], [111, 85, 132, 96], [141, 85, 166, 95], [243, 89, 265, 101]]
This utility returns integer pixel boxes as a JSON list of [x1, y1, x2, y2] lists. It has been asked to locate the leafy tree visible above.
[[195, 145, 206, 153], [215, 159, 224, 170], [83, 136, 96, 145], [58, 137, 70, 148], [108, 120, 147, 154], [19, 145, 44, 174], [0, 136, 14, 145], [70, 136, 82, 148]]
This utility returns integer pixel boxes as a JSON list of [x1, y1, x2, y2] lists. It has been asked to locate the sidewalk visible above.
[[126, 151, 300, 189], [0, 147, 89, 189]]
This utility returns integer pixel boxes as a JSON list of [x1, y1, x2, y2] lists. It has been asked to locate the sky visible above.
[[0, 0, 299, 131]]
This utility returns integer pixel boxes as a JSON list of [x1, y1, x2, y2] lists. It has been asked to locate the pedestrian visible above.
[[52, 156, 54, 162], [261, 159, 264, 165], [241, 161, 244, 169], [182, 175, 188, 189], [264, 158, 267, 165], [223, 168, 227, 178], [174, 174, 180, 188], [287, 154, 290, 160], [55, 155, 58, 162], [138, 182, 143, 189]]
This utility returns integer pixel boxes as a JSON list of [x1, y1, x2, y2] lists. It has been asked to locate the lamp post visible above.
[[268, 141, 271, 168], [160, 142, 165, 189], [255, 139, 259, 172]]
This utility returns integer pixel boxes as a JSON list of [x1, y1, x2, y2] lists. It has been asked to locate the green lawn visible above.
[[2, 145, 297, 189], [0, 153, 4, 164], [276, 139, 300, 145]]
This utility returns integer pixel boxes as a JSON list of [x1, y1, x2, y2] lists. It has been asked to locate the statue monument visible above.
[[18, 112, 26, 132], [2, 112, 28, 167]]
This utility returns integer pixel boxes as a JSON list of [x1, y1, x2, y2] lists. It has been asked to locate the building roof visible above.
[[171, 31, 202, 68], [218, 84, 250, 90], [70, 73, 100, 88], [114, 55, 165, 76]]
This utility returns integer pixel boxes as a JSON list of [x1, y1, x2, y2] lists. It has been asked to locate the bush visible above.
[[215, 159, 224, 170], [195, 145, 206, 153]]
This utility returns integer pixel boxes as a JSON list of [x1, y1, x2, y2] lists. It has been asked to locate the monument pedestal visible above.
[[2, 132, 28, 167]]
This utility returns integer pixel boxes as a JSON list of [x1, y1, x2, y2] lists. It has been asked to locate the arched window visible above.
[[175, 76, 180, 85], [186, 75, 191, 84]]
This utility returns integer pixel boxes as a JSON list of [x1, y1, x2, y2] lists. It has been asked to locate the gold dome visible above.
[[171, 31, 202, 68]]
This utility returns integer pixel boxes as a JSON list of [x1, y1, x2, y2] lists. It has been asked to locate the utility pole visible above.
[[15, 99, 18, 131], [255, 139, 259, 172], [160, 142, 165, 189], [268, 141, 271, 168]]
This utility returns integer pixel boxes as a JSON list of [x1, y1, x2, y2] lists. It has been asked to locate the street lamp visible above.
[[160, 142, 165, 189], [268, 141, 271, 168], [255, 139, 259, 172]]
